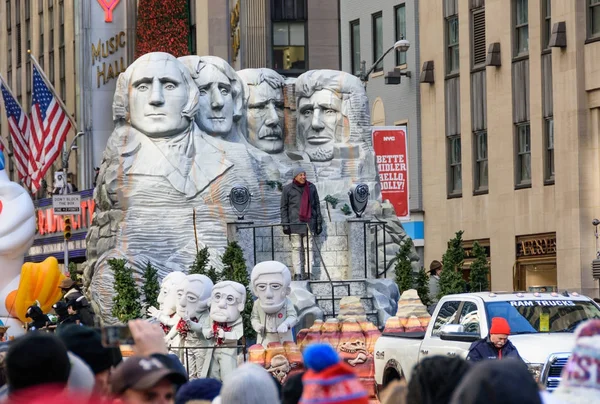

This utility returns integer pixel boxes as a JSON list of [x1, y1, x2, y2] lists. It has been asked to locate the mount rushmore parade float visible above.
[[1, 52, 421, 397]]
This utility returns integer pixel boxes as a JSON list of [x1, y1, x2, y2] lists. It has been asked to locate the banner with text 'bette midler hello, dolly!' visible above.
[[372, 126, 409, 220]]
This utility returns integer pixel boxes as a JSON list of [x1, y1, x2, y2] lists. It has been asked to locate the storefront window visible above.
[[515, 233, 557, 292]]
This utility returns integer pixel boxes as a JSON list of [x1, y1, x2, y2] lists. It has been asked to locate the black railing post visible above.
[[374, 224, 379, 279], [382, 223, 387, 278], [253, 227, 257, 265], [270, 226, 275, 261], [306, 224, 311, 280], [363, 222, 368, 278]]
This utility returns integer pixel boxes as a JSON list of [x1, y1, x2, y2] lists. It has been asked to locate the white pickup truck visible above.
[[374, 291, 600, 395]]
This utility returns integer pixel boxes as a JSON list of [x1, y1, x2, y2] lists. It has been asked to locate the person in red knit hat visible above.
[[466, 317, 522, 362], [300, 343, 369, 404]]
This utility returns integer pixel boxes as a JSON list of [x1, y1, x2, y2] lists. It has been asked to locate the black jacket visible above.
[[280, 181, 322, 235], [466, 336, 522, 362]]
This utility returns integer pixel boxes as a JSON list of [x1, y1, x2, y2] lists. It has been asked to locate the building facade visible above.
[[240, 0, 340, 75], [420, 0, 600, 296], [340, 0, 424, 257]]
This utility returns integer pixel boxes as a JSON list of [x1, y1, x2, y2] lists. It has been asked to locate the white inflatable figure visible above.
[[164, 275, 189, 359], [179, 274, 213, 379], [0, 153, 36, 337], [147, 271, 187, 334], [202, 281, 245, 380], [250, 261, 298, 347]]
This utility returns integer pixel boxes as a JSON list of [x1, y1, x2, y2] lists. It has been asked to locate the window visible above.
[[38, 0, 43, 13], [395, 4, 406, 66], [516, 123, 531, 186], [39, 17, 43, 55], [514, 0, 529, 56], [25, 0, 30, 19], [59, 1, 64, 46], [49, 6, 54, 49], [49, 50, 54, 83], [350, 20, 361, 76], [372, 12, 383, 72], [543, 0, 551, 49], [272, 22, 305, 71], [271, 0, 307, 72], [431, 301, 460, 336], [16, 23, 21, 66], [6, 0, 11, 29], [474, 131, 488, 192], [448, 136, 462, 195], [7, 32, 12, 69], [458, 302, 481, 335], [446, 15, 459, 74], [26, 62, 30, 93], [590, 0, 600, 38], [545, 118, 554, 183], [188, 0, 196, 55], [471, 8, 486, 67]]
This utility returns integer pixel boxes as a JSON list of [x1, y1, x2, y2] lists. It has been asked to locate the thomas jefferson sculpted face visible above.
[[297, 89, 343, 162], [195, 65, 235, 136], [129, 60, 190, 138]]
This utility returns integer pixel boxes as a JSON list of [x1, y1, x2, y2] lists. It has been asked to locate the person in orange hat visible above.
[[466, 317, 522, 362]]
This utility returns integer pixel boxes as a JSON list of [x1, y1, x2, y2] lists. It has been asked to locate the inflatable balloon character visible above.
[[0, 152, 36, 337]]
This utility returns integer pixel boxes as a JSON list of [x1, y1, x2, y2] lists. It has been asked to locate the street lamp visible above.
[[60, 131, 85, 195], [359, 38, 412, 84]]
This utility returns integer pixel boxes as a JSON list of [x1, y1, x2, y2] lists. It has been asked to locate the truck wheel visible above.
[[378, 367, 403, 399]]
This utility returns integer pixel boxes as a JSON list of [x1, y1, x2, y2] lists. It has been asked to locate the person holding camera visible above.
[[280, 167, 323, 281]]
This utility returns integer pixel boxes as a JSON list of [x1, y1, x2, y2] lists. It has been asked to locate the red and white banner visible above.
[[372, 126, 409, 220]]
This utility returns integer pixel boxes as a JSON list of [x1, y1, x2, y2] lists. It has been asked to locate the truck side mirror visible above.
[[439, 324, 480, 342]]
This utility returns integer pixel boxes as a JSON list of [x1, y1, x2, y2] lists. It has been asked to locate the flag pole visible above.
[[27, 50, 78, 131]]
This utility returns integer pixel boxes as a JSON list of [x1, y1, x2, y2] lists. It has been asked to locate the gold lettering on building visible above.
[[230, 1, 241, 62], [516, 236, 557, 257], [91, 31, 128, 88]]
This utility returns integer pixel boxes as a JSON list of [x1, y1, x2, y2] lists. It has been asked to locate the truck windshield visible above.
[[485, 300, 600, 334]]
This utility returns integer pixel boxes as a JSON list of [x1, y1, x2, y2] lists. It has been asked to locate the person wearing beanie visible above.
[[280, 166, 323, 280], [5, 333, 71, 399], [466, 317, 522, 362], [57, 325, 122, 397], [219, 363, 281, 404], [549, 319, 600, 403], [175, 378, 222, 404], [300, 343, 368, 404]]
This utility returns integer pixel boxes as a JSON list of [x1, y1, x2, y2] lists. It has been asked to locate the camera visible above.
[[101, 325, 134, 347]]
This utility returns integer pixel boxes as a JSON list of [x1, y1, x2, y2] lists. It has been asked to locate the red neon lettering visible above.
[[97, 0, 121, 23]]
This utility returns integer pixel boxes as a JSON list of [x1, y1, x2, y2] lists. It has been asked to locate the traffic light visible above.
[[63, 217, 72, 240]]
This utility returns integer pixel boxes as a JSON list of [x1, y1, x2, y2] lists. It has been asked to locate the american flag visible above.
[[30, 64, 72, 192], [0, 78, 31, 185]]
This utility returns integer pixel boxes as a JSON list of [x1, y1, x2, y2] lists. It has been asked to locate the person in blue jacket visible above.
[[466, 317, 522, 362]]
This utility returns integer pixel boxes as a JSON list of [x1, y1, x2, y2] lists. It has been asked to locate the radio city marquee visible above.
[[92, 31, 127, 88]]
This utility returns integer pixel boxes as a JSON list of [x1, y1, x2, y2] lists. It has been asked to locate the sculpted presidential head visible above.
[[237, 68, 285, 154], [179, 55, 244, 138], [157, 271, 187, 315], [179, 274, 214, 319], [250, 261, 292, 314], [209, 281, 246, 323], [295, 70, 364, 162], [113, 52, 199, 138]]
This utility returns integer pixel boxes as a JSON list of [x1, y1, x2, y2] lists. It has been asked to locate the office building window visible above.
[[514, 0, 529, 56], [590, 0, 600, 38], [350, 20, 361, 75], [7, 33, 11, 69], [49, 50, 54, 83], [271, 0, 307, 73], [446, 14, 459, 74], [474, 131, 488, 192], [273, 22, 306, 71], [188, 0, 196, 54], [395, 4, 406, 66], [543, 0, 551, 49], [372, 12, 383, 72], [471, 7, 486, 67], [6, 0, 11, 29], [59, 0, 64, 46], [544, 118, 554, 183], [448, 136, 462, 195], [516, 123, 531, 186]]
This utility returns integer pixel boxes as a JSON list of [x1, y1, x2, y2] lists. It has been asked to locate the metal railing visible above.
[[235, 222, 340, 317], [169, 341, 249, 377]]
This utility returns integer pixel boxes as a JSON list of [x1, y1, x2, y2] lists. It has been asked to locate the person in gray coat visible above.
[[280, 167, 323, 280]]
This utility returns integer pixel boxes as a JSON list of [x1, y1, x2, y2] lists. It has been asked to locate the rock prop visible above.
[[294, 297, 381, 401], [248, 341, 304, 385], [383, 289, 431, 334]]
